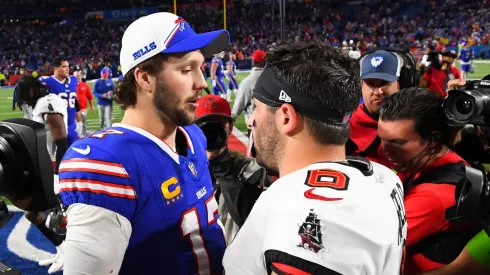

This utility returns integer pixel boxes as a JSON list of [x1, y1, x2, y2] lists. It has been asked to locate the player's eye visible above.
[[181, 69, 192, 74]]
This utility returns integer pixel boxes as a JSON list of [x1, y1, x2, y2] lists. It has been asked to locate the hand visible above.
[[212, 80, 217, 88], [446, 79, 466, 91], [90, 106, 94, 112], [102, 93, 108, 99]]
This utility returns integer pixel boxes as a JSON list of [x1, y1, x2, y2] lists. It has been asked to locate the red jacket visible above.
[[348, 104, 392, 168], [401, 151, 479, 274], [77, 81, 93, 110], [423, 66, 461, 98]]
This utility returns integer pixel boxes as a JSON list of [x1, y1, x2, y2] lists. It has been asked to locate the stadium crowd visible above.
[[0, 1, 490, 274], [1, 0, 490, 78]]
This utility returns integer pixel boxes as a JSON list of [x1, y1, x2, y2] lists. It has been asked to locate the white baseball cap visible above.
[[120, 12, 230, 75]]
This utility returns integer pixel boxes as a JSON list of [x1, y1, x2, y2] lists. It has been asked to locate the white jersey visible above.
[[32, 94, 68, 161], [348, 50, 361, 59], [223, 161, 407, 275]]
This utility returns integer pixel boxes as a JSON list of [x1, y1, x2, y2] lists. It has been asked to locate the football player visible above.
[[57, 12, 229, 274], [226, 52, 238, 99], [211, 51, 227, 98], [16, 75, 68, 274], [39, 57, 79, 145], [459, 41, 474, 80], [223, 42, 407, 275]]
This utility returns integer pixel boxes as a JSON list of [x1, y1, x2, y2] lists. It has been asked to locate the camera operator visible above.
[[347, 48, 417, 167], [195, 94, 269, 243], [418, 40, 439, 70], [420, 50, 462, 98], [378, 87, 482, 274], [14, 75, 68, 273]]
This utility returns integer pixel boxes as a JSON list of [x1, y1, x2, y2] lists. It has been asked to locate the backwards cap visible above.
[[120, 12, 230, 75]]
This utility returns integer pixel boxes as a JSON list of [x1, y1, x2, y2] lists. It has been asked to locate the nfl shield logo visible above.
[[188, 162, 197, 177]]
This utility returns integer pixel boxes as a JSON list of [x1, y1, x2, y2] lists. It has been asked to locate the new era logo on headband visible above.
[[279, 90, 291, 102]]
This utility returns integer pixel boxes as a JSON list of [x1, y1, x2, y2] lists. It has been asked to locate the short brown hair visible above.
[[114, 54, 168, 110]]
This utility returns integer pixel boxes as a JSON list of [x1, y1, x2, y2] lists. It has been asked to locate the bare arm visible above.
[[211, 62, 218, 80], [46, 113, 66, 140], [46, 113, 67, 173]]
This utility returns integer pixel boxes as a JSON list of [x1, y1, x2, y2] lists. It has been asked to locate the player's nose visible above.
[[194, 72, 207, 91]]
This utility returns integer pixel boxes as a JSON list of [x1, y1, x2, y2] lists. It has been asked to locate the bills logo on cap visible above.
[[175, 17, 186, 31], [133, 42, 157, 61], [371, 56, 383, 68]]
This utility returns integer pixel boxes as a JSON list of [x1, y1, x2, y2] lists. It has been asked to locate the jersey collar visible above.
[[51, 75, 70, 85], [112, 123, 194, 164]]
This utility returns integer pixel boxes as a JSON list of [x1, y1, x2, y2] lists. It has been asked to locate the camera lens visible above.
[[456, 98, 473, 115], [198, 121, 227, 152]]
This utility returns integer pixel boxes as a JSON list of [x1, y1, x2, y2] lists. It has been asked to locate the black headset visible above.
[[359, 46, 417, 89]]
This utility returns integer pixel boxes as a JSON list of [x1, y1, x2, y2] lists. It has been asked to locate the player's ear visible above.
[[133, 67, 152, 93], [277, 103, 301, 136]]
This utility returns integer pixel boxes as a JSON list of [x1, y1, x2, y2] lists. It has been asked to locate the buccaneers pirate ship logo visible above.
[[296, 209, 325, 254]]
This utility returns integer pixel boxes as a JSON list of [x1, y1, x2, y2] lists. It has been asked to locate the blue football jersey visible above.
[[460, 48, 473, 64], [39, 75, 78, 127], [58, 124, 226, 275], [212, 57, 224, 78]]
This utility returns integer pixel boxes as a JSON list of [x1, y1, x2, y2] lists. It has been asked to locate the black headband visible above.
[[253, 68, 352, 125]]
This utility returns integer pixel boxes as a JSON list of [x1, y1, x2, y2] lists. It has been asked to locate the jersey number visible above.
[[179, 195, 221, 275], [58, 92, 77, 108], [305, 169, 350, 190]]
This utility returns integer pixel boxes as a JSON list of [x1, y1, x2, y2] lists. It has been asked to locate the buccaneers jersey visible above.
[[223, 159, 407, 275], [32, 94, 68, 162]]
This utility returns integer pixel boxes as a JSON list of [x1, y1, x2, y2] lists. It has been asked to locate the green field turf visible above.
[[0, 72, 250, 133]]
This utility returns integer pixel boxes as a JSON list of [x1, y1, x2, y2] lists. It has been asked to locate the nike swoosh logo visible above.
[[304, 188, 343, 202], [72, 146, 90, 155]]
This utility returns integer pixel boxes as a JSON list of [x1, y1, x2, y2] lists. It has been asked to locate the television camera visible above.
[[443, 75, 490, 237], [0, 118, 58, 212]]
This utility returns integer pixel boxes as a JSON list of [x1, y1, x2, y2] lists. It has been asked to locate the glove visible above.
[[39, 241, 65, 274], [212, 80, 217, 88]]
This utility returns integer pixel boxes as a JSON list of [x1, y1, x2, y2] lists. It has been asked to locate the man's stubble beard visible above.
[[153, 79, 195, 127], [254, 120, 281, 176]]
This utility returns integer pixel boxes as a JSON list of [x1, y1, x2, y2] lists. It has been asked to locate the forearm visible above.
[[211, 65, 218, 80], [64, 203, 131, 274]]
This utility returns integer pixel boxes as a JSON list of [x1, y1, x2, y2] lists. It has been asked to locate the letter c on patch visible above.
[[161, 177, 180, 200]]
